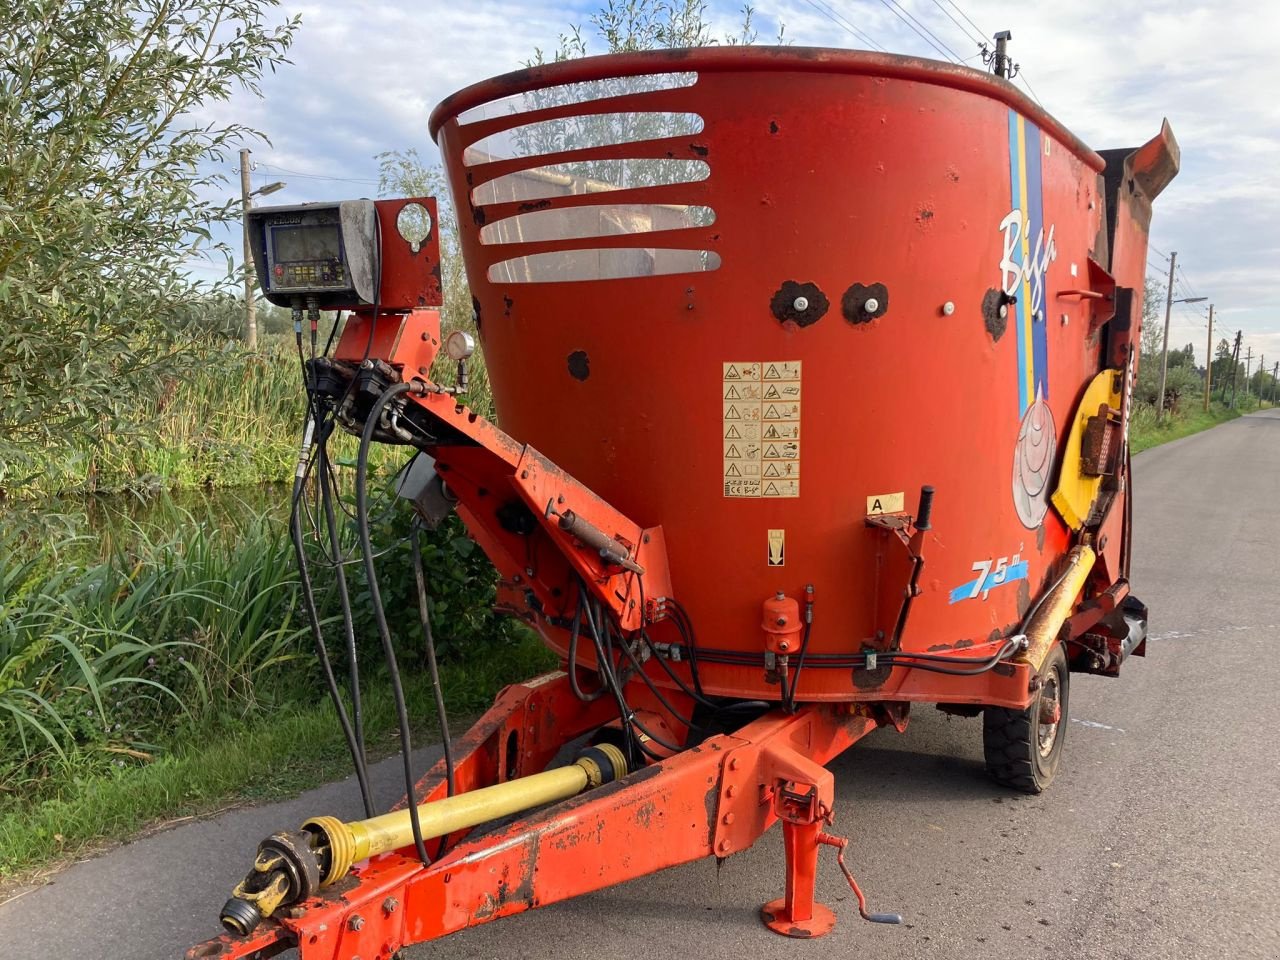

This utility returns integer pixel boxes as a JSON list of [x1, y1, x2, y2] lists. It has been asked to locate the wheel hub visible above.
[[1036, 675, 1061, 758]]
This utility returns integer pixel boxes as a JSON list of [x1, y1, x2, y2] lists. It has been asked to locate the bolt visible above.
[[775, 617, 787, 626], [1061, 313, 1070, 326], [418, 366, 429, 375], [723, 812, 736, 825], [792, 296, 809, 312], [525, 566, 534, 577], [726, 785, 738, 798], [778, 640, 790, 651], [348, 915, 365, 932], [718, 839, 731, 853], [729, 757, 740, 771], [383, 897, 399, 915], [864, 297, 879, 313], [998, 304, 1008, 318], [520, 470, 528, 479], [643, 533, 651, 544], [942, 301, 955, 316]]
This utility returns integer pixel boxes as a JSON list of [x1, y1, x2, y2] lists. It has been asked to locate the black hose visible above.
[[783, 618, 813, 714], [291, 327, 375, 817], [317, 432, 374, 818], [410, 522, 455, 798], [290, 462, 375, 818], [567, 583, 609, 702], [356, 381, 430, 867], [665, 598, 704, 696]]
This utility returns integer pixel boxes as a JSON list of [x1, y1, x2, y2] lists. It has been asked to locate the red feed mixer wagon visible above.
[[192, 46, 1175, 959]]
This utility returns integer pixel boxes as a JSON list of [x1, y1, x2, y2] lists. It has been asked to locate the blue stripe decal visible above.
[[1007, 111, 1028, 412], [948, 560, 1030, 604], [1024, 120, 1050, 404]]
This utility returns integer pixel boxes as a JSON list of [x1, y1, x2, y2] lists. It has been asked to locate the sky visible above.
[[199, 0, 1280, 369]]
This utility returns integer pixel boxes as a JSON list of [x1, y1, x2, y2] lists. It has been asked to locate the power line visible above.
[[1019, 72, 1044, 108], [862, 0, 962, 62], [928, 0, 985, 50], [942, 0, 988, 44], [800, 0, 886, 51], [256, 161, 379, 185], [1149, 243, 1170, 261]]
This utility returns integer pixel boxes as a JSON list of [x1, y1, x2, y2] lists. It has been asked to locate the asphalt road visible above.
[[3, 411, 1277, 960]]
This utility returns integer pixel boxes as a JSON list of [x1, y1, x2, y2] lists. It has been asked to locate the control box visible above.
[[248, 198, 442, 312]]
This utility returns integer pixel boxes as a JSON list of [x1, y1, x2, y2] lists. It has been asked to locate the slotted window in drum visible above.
[[471, 159, 710, 205], [479, 204, 715, 245], [488, 248, 721, 284], [455, 73, 697, 125], [463, 112, 705, 166]]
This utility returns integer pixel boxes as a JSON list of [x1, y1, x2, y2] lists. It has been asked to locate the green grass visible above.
[[0, 635, 555, 878], [1128, 400, 1244, 454], [4, 332, 495, 499]]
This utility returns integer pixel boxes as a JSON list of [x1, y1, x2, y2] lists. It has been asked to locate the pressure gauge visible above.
[[445, 330, 476, 361]]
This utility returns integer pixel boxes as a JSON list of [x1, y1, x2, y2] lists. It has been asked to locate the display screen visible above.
[[272, 223, 341, 263]]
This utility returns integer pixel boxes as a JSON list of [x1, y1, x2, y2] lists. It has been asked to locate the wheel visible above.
[[983, 642, 1069, 793]]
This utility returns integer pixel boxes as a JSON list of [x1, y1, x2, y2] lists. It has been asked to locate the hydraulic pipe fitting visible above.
[[219, 744, 627, 933], [762, 592, 802, 655]]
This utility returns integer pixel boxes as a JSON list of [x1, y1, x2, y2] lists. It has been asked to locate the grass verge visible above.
[[0, 634, 555, 882], [1129, 401, 1244, 454]]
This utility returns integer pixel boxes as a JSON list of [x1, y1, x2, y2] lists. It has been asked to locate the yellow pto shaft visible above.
[[306, 743, 628, 884], [220, 743, 628, 935]]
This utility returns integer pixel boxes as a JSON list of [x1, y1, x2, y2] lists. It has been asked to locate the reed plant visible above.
[[0, 510, 307, 797]]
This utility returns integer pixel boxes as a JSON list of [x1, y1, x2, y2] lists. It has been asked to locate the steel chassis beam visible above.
[[186, 673, 883, 959]]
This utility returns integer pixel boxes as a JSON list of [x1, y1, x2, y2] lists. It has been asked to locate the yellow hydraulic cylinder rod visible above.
[[306, 743, 627, 885], [1020, 544, 1095, 672]]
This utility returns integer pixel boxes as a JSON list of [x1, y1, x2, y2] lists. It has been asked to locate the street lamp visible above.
[[239, 145, 286, 348], [252, 181, 286, 199]]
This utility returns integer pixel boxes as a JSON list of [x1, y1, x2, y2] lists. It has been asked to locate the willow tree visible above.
[[0, 0, 297, 492]]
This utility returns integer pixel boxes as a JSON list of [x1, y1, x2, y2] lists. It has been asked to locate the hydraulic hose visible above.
[[355, 380, 430, 867], [289, 445, 374, 818], [410, 522, 455, 799], [317, 431, 374, 818]]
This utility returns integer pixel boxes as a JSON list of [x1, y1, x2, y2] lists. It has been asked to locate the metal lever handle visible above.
[[915, 485, 935, 531]]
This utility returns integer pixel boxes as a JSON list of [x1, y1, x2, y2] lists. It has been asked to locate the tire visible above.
[[983, 642, 1069, 793]]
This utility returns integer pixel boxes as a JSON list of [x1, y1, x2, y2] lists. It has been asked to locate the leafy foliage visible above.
[[0, 0, 297, 488]]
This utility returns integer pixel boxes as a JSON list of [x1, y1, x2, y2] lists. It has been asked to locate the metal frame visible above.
[[188, 675, 883, 959]]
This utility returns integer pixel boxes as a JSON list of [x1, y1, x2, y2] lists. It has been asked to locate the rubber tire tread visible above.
[[982, 644, 1068, 794]]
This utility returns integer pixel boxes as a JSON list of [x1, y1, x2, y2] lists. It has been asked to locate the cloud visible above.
[[194, 0, 1277, 354]]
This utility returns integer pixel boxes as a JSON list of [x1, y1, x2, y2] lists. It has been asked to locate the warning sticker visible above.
[[722, 361, 801, 498], [767, 529, 786, 566]]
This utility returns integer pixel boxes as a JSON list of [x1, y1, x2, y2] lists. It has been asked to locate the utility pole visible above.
[[1227, 331, 1242, 407], [1271, 362, 1279, 404], [239, 147, 257, 350], [1156, 251, 1178, 422], [1244, 345, 1253, 404], [1203, 303, 1214, 411]]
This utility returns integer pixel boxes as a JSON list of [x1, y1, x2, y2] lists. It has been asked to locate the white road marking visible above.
[[1071, 718, 1126, 734]]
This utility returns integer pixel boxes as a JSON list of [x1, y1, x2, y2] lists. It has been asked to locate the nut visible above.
[[864, 297, 880, 313], [348, 915, 365, 931], [792, 296, 809, 311]]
